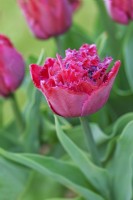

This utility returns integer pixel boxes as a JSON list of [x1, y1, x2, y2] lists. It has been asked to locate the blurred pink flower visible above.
[[0, 34, 25, 97], [30, 44, 120, 117], [104, 0, 133, 24], [18, 0, 81, 39], [69, 0, 81, 11]]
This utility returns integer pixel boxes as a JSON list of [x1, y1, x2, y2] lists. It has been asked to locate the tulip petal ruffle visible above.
[[30, 44, 120, 117]]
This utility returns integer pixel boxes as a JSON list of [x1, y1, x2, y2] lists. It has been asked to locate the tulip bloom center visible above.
[[39, 44, 113, 94]]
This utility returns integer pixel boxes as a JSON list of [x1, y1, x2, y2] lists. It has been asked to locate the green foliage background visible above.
[[0, 0, 133, 200]]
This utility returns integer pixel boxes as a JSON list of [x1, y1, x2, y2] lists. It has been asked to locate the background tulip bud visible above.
[[0, 34, 25, 97], [69, 0, 81, 11], [30, 44, 120, 118], [18, 0, 79, 39], [104, 0, 133, 24]]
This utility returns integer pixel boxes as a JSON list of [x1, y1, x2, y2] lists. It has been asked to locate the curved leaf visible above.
[[0, 156, 29, 200], [55, 116, 110, 200], [0, 149, 103, 200], [124, 24, 133, 91], [107, 121, 133, 200]]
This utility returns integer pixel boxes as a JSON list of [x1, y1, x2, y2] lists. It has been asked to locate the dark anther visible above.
[[66, 63, 69, 69], [88, 66, 97, 79], [90, 66, 97, 71]]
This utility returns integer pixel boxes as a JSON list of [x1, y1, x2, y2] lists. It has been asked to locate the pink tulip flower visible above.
[[18, 0, 81, 39], [0, 34, 25, 97], [30, 44, 120, 117], [104, 0, 133, 24]]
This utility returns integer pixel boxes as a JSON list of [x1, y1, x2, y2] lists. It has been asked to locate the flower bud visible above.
[[69, 0, 81, 11], [30, 43, 120, 117], [18, 0, 81, 39], [104, 0, 133, 24], [0, 34, 25, 97]]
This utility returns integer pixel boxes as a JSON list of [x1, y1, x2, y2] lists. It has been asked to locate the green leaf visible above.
[[55, 116, 110, 200], [102, 113, 133, 163], [66, 125, 87, 151], [0, 99, 3, 128], [107, 121, 133, 200], [67, 122, 108, 148], [0, 149, 103, 200], [124, 24, 133, 91], [90, 123, 108, 144], [0, 156, 29, 200], [20, 172, 64, 200], [0, 122, 23, 151], [95, 32, 108, 56], [46, 198, 82, 200], [21, 50, 46, 152], [22, 89, 42, 152], [111, 112, 133, 137]]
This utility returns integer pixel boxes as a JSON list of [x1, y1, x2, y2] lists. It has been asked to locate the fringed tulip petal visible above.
[[30, 44, 120, 117]]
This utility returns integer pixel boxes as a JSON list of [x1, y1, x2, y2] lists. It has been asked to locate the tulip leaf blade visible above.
[[0, 148, 103, 200], [102, 112, 133, 163], [46, 198, 82, 200], [22, 89, 42, 152], [55, 116, 110, 200], [0, 156, 29, 200], [111, 112, 133, 137], [107, 121, 133, 200], [124, 25, 133, 91], [18, 171, 65, 199]]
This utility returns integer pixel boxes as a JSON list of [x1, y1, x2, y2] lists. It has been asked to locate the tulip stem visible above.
[[0, 99, 3, 127], [80, 117, 101, 166], [54, 36, 64, 56], [10, 93, 25, 132]]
